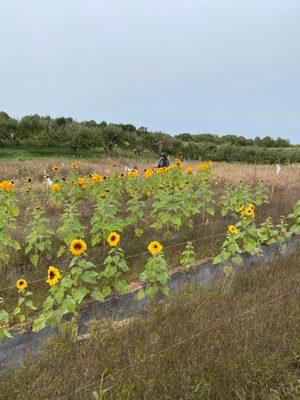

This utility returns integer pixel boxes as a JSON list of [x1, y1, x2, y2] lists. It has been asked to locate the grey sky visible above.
[[0, 0, 299, 143]]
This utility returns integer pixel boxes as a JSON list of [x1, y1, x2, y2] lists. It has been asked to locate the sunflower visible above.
[[91, 174, 103, 184], [16, 278, 28, 293], [77, 177, 86, 186], [148, 241, 163, 255], [128, 170, 138, 178], [144, 168, 153, 178], [69, 239, 87, 256], [107, 232, 121, 247], [52, 165, 60, 172], [99, 191, 106, 198], [175, 159, 182, 169], [46, 266, 62, 286], [185, 166, 193, 174], [71, 162, 78, 170], [50, 183, 61, 191], [228, 225, 238, 235], [245, 207, 255, 217], [0, 180, 13, 192]]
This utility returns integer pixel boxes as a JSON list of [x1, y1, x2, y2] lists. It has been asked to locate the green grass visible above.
[[0, 145, 156, 162], [0, 250, 299, 399]]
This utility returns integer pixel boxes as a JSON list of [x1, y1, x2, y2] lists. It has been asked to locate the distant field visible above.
[[0, 146, 156, 161]]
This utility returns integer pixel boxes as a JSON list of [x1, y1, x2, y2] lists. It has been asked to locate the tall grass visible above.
[[0, 250, 299, 399]]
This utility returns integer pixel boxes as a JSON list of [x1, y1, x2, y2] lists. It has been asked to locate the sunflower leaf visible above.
[[71, 286, 89, 304]]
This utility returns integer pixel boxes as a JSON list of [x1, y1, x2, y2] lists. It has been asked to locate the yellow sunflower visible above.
[[144, 168, 153, 178], [69, 239, 87, 256], [50, 183, 61, 191], [77, 177, 86, 186], [107, 232, 121, 247], [99, 192, 106, 198], [91, 174, 104, 184], [228, 225, 238, 235], [0, 180, 13, 192], [175, 159, 182, 169], [245, 207, 255, 217], [52, 165, 60, 172], [46, 266, 62, 286], [185, 166, 193, 174], [128, 170, 138, 178], [148, 241, 163, 255], [16, 278, 28, 293], [71, 162, 78, 170]]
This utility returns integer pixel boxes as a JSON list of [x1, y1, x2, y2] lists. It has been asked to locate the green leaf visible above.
[[91, 290, 105, 302], [13, 307, 21, 316], [0, 310, 9, 324], [206, 207, 215, 216], [71, 286, 89, 304], [57, 245, 66, 258], [54, 289, 65, 304], [25, 300, 37, 310], [114, 280, 128, 295], [134, 228, 144, 237], [43, 296, 54, 311], [64, 297, 77, 313], [29, 254, 39, 267], [81, 271, 99, 284], [136, 288, 145, 301], [32, 316, 47, 333], [10, 240, 21, 250], [101, 285, 112, 297]]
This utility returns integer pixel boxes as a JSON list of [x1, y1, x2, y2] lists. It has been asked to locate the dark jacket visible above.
[[158, 157, 170, 168]]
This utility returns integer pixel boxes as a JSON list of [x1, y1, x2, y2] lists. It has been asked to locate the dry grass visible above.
[[0, 250, 299, 400]]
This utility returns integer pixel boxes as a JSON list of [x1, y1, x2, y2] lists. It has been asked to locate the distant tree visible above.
[[0, 112, 19, 144], [275, 137, 290, 147], [100, 124, 125, 155]]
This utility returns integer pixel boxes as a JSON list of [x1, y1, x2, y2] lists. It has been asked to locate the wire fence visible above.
[[56, 287, 299, 399], [0, 231, 226, 295]]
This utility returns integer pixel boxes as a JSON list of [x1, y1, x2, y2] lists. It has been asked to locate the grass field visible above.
[[0, 145, 156, 162]]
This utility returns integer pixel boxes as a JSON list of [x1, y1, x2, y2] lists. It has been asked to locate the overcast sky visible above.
[[0, 0, 299, 142]]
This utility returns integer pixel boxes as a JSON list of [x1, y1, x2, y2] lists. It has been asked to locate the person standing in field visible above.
[[157, 154, 170, 168]]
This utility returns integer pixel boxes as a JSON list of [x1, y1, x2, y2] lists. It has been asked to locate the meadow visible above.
[[0, 157, 299, 399]]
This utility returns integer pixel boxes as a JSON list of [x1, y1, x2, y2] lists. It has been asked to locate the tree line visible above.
[[0, 111, 299, 163]]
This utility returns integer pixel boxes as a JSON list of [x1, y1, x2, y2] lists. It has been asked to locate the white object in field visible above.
[[45, 177, 53, 187], [276, 164, 282, 175], [124, 166, 131, 172]]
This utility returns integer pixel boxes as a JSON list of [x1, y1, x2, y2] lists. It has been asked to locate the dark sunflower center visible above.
[[154, 245, 158, 249], [19, 281, 24, 286], [50, 271, 55, 279], [74, 243, 82, 250], [111, 236, 116, 241]]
